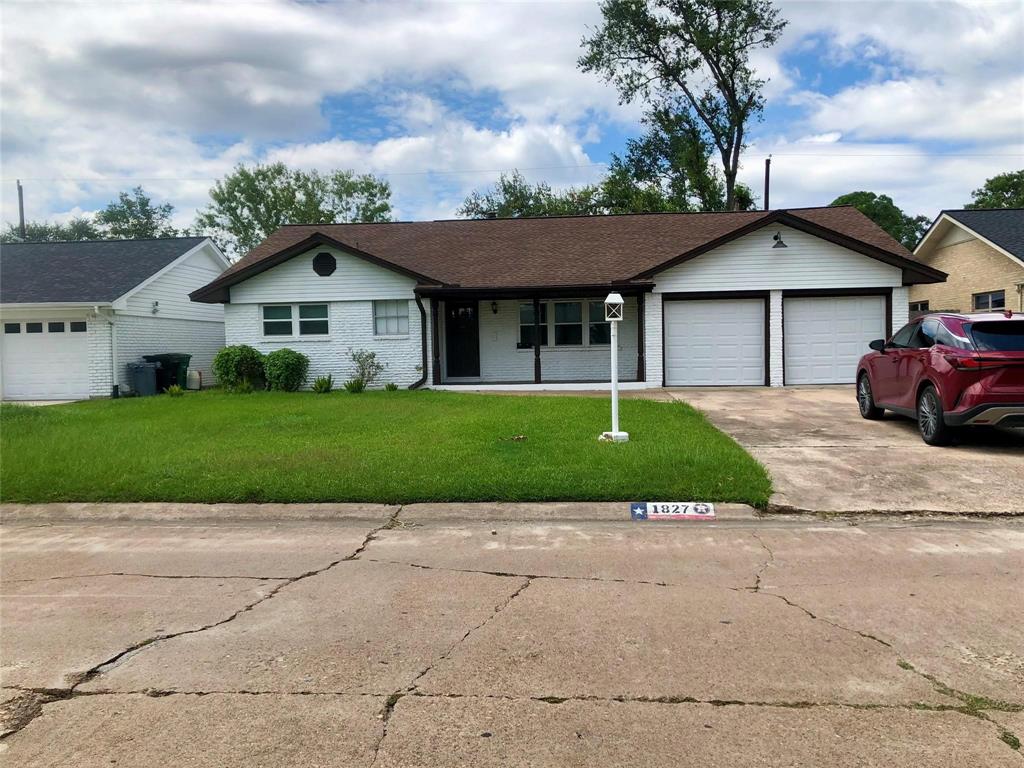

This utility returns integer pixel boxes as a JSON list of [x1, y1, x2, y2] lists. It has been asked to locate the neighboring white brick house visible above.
[[1, 237, 229, 400], [192, 209, 944, 390]]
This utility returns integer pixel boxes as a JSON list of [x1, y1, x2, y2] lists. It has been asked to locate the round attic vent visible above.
[[312, 252, 337, 276]]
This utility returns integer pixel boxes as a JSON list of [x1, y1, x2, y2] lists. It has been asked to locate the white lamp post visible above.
[[600, 292, 629, 442]]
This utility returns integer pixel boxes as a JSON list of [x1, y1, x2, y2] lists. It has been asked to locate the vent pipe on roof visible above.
[[17, 179, 26, 240], [763, 157, 771, 211]]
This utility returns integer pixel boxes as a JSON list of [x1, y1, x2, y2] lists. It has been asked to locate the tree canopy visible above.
[[0, 217, 103, 243], [456, 171, 604, 218], [195, 163, 393, 256], [579, 0, 786, 210], [829, 191, 930, 250], [94, 186, 179, 239], [965, 170, 1024, 209]]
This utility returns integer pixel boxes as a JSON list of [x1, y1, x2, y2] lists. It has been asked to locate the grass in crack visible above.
[[1000, 730, 1021, 751]]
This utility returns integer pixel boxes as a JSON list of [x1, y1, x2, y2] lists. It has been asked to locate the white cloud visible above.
[[0, 0, 1021, 232]]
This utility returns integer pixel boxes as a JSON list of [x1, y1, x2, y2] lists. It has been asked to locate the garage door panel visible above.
[[2, 320, 91, 400], [784, 296, 886, 385], [664, 298, 765, 386]]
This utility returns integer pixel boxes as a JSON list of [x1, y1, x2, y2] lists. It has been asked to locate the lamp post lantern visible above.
[[600, 292, 629, 442]]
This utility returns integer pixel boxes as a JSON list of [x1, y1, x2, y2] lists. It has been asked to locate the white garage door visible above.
[[664, 298, 765, 386], [783, 296, 886, 385], [1, 319, 91, 400]]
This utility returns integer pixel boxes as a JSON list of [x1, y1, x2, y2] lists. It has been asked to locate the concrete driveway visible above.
[[669, 386, 1024, 515], [1, 505, 1022, 766]]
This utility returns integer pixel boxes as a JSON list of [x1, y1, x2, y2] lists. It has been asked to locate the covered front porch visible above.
[[423, 287, 649, 387]]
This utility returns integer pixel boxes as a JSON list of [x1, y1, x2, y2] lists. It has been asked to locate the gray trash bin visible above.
[[127, 361, 159, 396]]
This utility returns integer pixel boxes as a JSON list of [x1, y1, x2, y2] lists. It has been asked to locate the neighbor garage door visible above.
[[664, 298, 765, 385], [783, 295, 886, 385], [1, 319, 91, 400]]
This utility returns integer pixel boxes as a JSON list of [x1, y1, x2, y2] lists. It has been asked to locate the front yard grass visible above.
[[0, 390, 770, 505]]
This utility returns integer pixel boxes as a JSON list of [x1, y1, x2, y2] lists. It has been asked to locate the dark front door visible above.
[[445, 301, 480, 378]]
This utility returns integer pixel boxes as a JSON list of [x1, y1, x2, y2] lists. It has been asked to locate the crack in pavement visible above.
[[750, 532, 774, 592], [0, 508, 403, 742], [364, 557, 678, 589], [368, 575, 534, 766]]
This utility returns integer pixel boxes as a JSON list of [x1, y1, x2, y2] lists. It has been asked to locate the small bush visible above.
[[264, 348, 310, 392], [165, 384, 185, 397], [384, 382, 399, 391], [233, 380, 256, 395], [343, 378, 366, 394], [312, 374, 334, 394], [351, 349, 385, 388], [213, 345, 265, 390]]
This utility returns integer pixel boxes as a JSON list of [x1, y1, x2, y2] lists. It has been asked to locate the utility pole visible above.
[[17, 180, 26, 239], [763, 157, 771, 211]]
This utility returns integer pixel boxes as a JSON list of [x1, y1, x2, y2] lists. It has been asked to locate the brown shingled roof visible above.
[[192, 207, 943, 302]]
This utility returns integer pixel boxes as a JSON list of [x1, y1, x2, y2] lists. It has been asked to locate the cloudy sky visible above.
[[1, 0, 1022, 232]]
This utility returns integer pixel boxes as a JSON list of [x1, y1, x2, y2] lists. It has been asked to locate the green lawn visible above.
[[0, 391, 770, 506]]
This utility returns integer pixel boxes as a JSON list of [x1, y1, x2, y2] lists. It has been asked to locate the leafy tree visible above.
[[830, 191, 930, 249], [579, 0, 787, 210], [94, 186, 179, 239], [965, 170, 1024, 209], [457, 171, 604, 218], [0, 217, 103, 243], [196, 163, 393, 256], [601, 108, 758, 213]]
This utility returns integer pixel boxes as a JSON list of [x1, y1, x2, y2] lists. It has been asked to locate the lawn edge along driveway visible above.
[[0, 391, 770, 506]]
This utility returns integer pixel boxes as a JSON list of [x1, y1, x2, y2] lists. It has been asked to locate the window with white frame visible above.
[[373, 300, 409, 336], [262, 304, 329, 337], [553, 302, 583, 345], [518, 299, 618, 349], [518, 303, 548, 349], [588, 302, 611, 344]]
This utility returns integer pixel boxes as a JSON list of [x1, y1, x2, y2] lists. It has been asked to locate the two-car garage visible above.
[[663, 292, 889, 386]]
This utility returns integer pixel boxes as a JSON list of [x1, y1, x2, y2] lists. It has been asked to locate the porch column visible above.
[[431, 298, 441, 385], [636, 292, 646, 382], [533, 297, 542, 383]]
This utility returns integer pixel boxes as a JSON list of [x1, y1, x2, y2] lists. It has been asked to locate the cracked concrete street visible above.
[[1, 506, 1022, 766]]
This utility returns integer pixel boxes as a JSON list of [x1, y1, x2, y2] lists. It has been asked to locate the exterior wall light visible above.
[[600, 292, 629, 443], [491, 301, 499, 315], [772, 231, 788, 248]]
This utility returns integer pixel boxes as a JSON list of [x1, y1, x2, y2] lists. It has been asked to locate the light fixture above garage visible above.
[[772, 231, 788, 248]]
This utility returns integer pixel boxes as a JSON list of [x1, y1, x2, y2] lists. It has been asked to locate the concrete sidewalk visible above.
[[2, 506, 1022, 765]]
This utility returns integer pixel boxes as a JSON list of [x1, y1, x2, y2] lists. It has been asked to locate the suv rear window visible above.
[[966, 321, 1024, 351]]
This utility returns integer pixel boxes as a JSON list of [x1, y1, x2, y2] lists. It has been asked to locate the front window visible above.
[[553, 302, 583, 346], [373, 300, 409, 336], [973, 290, 1005, 311], [518, 303, 548, 349], [589, 302, 611, 345], [262, 304, 329, 337], [909, 301, 929, 313]]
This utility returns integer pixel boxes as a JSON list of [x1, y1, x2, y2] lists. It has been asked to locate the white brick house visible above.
[[1, 237, 229, 399], [192, 208, 944, 389]]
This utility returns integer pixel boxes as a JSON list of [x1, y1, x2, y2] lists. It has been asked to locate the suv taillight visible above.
[[943, 354, 1006, 370]]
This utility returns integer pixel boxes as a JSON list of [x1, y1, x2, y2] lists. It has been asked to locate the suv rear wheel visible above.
[[857, 374, 884, 420], [917, 384, 952, 446]]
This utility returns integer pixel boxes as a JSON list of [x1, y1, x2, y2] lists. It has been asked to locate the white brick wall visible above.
[[643, 293, 662, 386], [225, 300, 426, 388], [87, 316, 114, 397], [891, 287, 910, 331], [116, 315, 225, 392], [769, 290, 784, 387]]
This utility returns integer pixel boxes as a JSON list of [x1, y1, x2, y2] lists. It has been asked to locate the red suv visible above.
[[856, 311, 1024, 444]]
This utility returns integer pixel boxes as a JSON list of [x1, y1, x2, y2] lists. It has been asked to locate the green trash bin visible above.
[[142, 353, 192, 391]]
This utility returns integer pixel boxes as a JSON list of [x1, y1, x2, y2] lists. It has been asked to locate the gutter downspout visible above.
[[95, 306, 119, 398], [409, 295, 428, 389]]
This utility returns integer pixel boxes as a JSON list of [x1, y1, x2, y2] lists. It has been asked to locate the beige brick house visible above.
[[910, 209, 1024, 315]]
